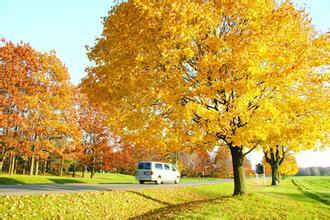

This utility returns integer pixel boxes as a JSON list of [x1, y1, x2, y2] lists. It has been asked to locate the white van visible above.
[[135, 161, 180, 184]]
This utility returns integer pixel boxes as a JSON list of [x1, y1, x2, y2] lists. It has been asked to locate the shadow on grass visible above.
[[48, 178, 84, 184], [128, 191, 171, 206], [0, 177, 25, 185], [128, 191, 222, 219], [291, 180, 329, 205]]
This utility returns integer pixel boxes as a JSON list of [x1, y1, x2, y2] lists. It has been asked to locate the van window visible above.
[[164, 164, 170, 170], [144, 162, 151, 170], [171, 165, 176, 171], [137, 162, 151, 169], [138, 162, 144, 169], [155, 163, 163, 170]]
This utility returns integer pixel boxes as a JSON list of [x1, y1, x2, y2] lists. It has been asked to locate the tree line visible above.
[[0, 41, 254, 179], [297, 167, 330, 176], [0, 40, 116, 178]]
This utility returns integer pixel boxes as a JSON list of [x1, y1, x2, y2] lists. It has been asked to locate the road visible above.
[[0, 179, 230, 196]]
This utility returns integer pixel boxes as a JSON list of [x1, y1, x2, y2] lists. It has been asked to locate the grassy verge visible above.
[[0, 173, 221, 185], [0, 173, 137, 185], [0, 177, 329, 219], [180, 177, 220, 182]]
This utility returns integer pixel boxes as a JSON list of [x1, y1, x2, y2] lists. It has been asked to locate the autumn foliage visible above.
[[81, 0, 329, 194], [0, 40, 114, 177], [1, 1, 329, 196]]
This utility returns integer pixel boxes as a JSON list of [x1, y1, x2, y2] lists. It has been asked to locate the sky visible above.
[[0, 0, 329, 168]]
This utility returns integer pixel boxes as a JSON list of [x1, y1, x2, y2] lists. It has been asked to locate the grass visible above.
[[170, 176, 330, 219], [292, 176, 330, 205], [180, 177, 219, 182], [0, 173, 220, 185], [0, 172, 137, 185], [0, 176, 329, 219]]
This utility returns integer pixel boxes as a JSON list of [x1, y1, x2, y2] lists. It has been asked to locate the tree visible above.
[[81, 1, 329, 195], [180, 149, 212, 177], [1, 39, 81, 176], [0, 40, 41, 174], [214, 147, 232, 178], [262, 72, 329, 185], [77, 93, 113, 178], [278, 154, 299, 177], [26, 51, 80, 176]]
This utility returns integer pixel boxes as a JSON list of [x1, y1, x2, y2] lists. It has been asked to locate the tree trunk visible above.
[[22, 161, 26, 175], [59, 158, 64, 176], [8, 154, 13, 175], [10, 155, 16, 175], [42, 160, 47, 175], [72, 160, 76, 177], [90, 159, 95, 179], [230, 146, 246, 195], [82, 165, 86, 178], [35, 160, 39, 175], [30, 154, 35, 176], [13, 157, 17, 174], [0, 155, 6, 174], [271, 164, 279, 185]]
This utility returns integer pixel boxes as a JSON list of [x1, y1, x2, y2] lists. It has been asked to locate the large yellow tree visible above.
[[81, 1, 329, 195]]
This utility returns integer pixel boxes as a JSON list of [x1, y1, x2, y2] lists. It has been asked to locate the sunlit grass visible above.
[[0, 173, 137, 185], [0, 176, 329, 219]]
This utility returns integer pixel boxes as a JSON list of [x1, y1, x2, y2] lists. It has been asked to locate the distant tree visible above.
[[278, 154, 299, 177], [77, 94, 113, 178]]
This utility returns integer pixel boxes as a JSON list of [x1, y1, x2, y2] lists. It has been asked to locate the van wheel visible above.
[[156, 177, 162, 185], [139, 180, 145, 184], [174, 177, 180, 184]]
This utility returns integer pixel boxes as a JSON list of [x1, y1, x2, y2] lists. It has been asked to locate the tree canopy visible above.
[[81, 0, 329, 195]]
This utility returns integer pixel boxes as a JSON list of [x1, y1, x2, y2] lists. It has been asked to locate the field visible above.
[[0, 176, 329, 219]]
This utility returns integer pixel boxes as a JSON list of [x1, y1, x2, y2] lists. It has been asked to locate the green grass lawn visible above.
[[180, 177, 219, 182], [0, 172, 137, 185], [0, 176, 329, 219], [170, 177, 330, 219], [0, 173, 220, 185], [291, 176, 330, 205]]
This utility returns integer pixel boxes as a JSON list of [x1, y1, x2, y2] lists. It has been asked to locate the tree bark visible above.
[[10, 155, 16, 175], [22, 161, 26, 175], [0, 154, 6, 174], [90, 158, 95, 179], [13, 157, 17, 174], [271, 164, 279, 185], [30, 154, 35, 176], [230, 146, 246, 195], [8, 154, 13, 175], [42, 160, 47, 175], [59, 158, 64, 176], [35, 160, 39, 175], [264, 146, 286, 186], [72, 160, 76, 177], [82, 165, 86, 178]]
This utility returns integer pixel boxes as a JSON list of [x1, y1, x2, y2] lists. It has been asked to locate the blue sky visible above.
[[0, 0, 114, 84], [0, 0, 329, 167]]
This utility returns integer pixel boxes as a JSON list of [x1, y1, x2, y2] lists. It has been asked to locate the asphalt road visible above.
[[0, 179, 231, 196]]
